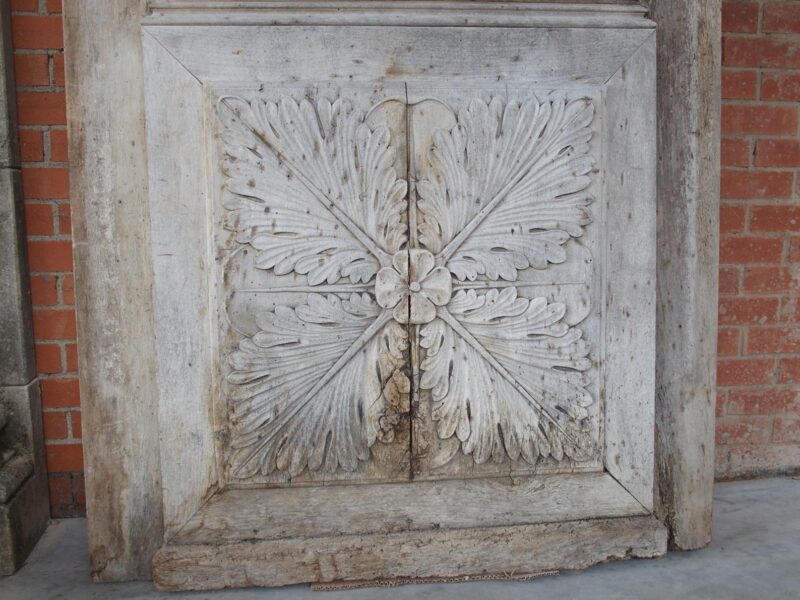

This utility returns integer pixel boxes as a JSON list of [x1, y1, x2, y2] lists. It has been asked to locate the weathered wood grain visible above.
[[648, 0, 720, 551], [68, 2, 695, 586], [143, 25, 653, 89], [601, 32, 657, 510], [211, 85, 413, 487], [172, 472, 646, 545], [64, 0, 164, 581], [405, 87, 605, 479], [146, 1, 649, 29], [141, 33, 220, 540], [154, 515, 668, 591]]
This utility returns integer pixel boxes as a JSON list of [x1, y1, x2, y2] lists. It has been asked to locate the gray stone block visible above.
[[0, 381, 49, 576], [0, 168, 35, 386], [0, 1, 18, 168], [0, 3, 49, 577]]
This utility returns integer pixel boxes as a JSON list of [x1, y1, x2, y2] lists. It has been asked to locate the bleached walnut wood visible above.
[[601, 32, 657, 509], [141, 34, 219, 539], [226, 295, 409, 479], [68, 1, 707, 586], [649, 0, 720, 550], [143, 25, 653, 89], [410, 91, 600, 474], [218, 92, 408, 286], [64, 0, 163, 581], [148, 10, 657, 586], [215, 87, 412, 483], [172, 473, 646, 545], [153, 515, 668, 591], [147, 1, 649, 29], [376, 249, 452, 324], [212, 87, 608, 482]]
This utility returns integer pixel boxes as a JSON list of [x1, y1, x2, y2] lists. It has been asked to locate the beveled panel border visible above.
[[143, 19, 657, 547]]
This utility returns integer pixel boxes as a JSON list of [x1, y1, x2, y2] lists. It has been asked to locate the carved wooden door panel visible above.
[[407, 88, 603, 480], [216, 85, 414, 486], [140, 6, 664, 588], [214, 85, 603, 487]]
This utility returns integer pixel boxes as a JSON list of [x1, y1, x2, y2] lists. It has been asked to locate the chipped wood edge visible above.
[[152, 515, 668, 591], [309, 570, 559, 591]]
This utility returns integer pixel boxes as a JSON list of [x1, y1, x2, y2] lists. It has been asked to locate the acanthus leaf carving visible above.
[[227, 293, 408, 478], [419, 288, 595, 465], [416, 96, 595, 282], [220, 90, 598, 479], [219, 94, 408, 285]]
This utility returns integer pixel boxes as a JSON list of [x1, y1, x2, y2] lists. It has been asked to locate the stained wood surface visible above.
[[650, 0, 720, 550], [601, 32, 657, 509], [154, 515, 667, 591], [172, 472, 646, 544], [64, 0, 164, 581], [142, 34, 220, 539]]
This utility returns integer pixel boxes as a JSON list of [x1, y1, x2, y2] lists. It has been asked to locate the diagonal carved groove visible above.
[[219, 97, 393, 267], [437, 170, 529, 265], [437, 308, 575, 444], [234, 284, 373, 294], [231, 309, 394, 476], [431, 96, 595, 269], [223, 91, 597, 477]]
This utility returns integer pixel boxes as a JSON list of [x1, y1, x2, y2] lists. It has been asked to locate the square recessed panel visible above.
[[208, 82, 607, 486]]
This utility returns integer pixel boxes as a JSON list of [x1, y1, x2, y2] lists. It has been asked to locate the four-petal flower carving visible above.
[[220, 91, 598, 479], [375, 250, 452, 324]]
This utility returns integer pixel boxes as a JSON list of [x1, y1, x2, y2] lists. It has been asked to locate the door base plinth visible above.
[[153, 516, 667, 592]]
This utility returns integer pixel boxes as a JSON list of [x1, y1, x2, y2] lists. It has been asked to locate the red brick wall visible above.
[[717, 1, 800, 478], [11, 0, 84, 517], [7, 3, 800, 518]]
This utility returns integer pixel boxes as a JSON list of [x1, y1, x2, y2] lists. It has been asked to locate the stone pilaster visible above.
[[0, 0, 50, 576]]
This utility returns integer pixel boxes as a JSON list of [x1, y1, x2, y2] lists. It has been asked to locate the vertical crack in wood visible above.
[[404, 82, 417, 481]]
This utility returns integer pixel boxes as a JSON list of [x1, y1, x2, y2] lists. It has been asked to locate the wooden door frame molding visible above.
[[649, 0, 721, 552], [64, 0, 720, 584]]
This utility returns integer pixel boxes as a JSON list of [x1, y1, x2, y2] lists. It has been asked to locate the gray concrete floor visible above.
[[1, 477, 799, 599]]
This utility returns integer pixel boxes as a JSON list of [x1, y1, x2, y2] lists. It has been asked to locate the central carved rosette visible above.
[[375, 250, 452, 324]]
